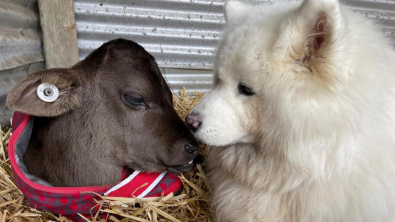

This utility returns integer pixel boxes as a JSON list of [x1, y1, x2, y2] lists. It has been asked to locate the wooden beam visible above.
[[38, 0, 79, 69]]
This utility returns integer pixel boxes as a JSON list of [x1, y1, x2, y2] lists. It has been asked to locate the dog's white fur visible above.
[[190, 0, 395, 221]]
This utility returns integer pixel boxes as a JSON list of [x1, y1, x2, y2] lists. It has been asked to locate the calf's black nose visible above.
[[184, 142, 199, 158], [185, 113, 202, 132]]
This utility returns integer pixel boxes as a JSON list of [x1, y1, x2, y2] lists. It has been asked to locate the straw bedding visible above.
[[0, 88, 212, 222]]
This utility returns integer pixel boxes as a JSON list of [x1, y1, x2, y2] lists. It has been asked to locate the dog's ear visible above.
[[289, 0, 342, 69], [224, 1, 250, 25], [6, 69, 81, 117]]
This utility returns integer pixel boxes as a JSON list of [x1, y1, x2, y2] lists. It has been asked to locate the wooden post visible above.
[[38, 0, 79, 68]]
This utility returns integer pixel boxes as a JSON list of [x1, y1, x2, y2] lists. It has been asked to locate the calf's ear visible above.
[[6, 69, 81, 117]]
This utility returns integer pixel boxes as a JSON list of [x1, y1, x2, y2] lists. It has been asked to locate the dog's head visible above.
[[187, 0, 353, 147]]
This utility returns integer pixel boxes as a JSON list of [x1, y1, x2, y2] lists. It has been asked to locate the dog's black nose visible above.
[[184, 142, 199, 158], [185, 113, 202, 132]]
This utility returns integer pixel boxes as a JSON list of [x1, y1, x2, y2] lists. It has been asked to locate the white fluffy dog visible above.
[[186, 0, 395, 221]]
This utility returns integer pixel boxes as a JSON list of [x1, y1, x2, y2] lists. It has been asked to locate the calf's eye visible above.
[[123, 94, 147, 108], [237, 83, 255, 96]]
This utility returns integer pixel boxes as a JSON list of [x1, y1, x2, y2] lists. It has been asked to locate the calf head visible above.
[[6, 39, 199, 186]]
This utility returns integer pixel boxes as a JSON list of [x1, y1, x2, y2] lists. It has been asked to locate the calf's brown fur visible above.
[[6, 39, 199, 187]]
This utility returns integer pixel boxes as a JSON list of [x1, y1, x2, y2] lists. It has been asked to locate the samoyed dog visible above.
[[185, 0, 395, 221]]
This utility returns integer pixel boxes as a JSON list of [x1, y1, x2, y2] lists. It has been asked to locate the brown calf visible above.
[[6, 39, 199, 187]]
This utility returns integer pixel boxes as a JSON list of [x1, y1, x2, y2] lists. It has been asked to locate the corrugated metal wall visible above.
[[74, 0, 395, 93], [74, 0, 224, 93], [0, 0, 45, 126]]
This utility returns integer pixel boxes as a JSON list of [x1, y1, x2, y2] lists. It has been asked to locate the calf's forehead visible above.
[[97, 55, 170, 102], [75, 39, 171, 101]]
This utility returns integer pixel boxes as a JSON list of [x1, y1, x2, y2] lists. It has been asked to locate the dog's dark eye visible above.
[[237, 83, 255, 96], [123, 94, 147, 108]]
